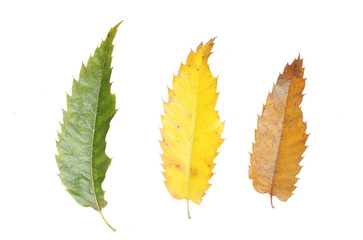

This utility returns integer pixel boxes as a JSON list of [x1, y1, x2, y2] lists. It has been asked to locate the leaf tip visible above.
[[115, 20, 124, 29]]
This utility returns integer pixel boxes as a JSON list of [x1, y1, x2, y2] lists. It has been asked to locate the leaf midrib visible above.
[[185, 60, 203, 217], [269, 78, 293, 207], [88, 40, 116, 231]]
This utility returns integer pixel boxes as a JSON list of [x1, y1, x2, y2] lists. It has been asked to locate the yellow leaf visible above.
[[160, 39, 224, 218], [249, 56, 308, 207]]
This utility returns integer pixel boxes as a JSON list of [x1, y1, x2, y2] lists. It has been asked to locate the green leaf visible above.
[[56, 22, 121, 231]]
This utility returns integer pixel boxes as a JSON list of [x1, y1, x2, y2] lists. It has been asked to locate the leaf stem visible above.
[[98, 210, 116, 232], [270, 194, 275, 208], [187, 200, 191, 219]]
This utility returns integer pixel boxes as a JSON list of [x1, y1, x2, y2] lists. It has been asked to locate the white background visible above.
[[1, 0, 362, 239]]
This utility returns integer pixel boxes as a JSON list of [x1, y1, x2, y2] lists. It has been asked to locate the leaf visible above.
[[160, 39, 224, 218], [56, 22, 121, 231], [249, 56, 308, 207]]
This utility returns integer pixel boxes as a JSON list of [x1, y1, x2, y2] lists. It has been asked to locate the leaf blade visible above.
[[160, 39, 224, 217], [249, 56, 308, 206], [56, 22, 121, 231]]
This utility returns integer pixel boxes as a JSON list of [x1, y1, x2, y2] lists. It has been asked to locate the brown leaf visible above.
[[249, 56, 308, 207]]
